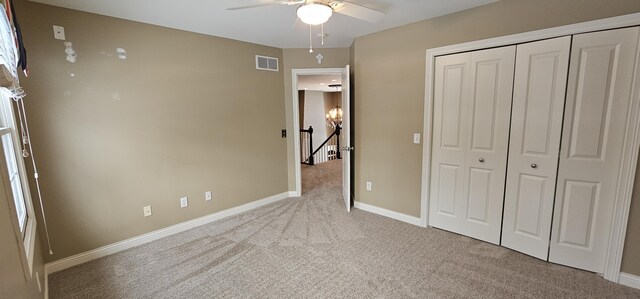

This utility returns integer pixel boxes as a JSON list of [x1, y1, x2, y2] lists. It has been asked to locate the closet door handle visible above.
[[531, 163, 537, 169], [479, 158, 485, 163]]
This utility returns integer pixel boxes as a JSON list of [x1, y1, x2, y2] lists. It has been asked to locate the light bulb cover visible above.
[[297, 3, 332, 25]]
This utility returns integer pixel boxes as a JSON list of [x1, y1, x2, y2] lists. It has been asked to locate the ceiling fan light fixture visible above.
[[297, 3, 333, 25]]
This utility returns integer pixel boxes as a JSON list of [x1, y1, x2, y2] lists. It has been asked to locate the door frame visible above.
[[421, 12, 640, 283], [291, 67, 349, 196]]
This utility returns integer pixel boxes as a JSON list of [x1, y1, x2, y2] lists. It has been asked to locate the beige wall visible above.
[[298, 90, 305, 129], [15, 1, 287, 262], [352, 0, 640, 275], [282, 48, 350, 190], [0, 182, 45, 298]]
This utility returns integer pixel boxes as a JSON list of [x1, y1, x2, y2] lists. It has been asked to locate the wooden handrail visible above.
[[311, 126, 341, 158], [300, 126, 342, 165]]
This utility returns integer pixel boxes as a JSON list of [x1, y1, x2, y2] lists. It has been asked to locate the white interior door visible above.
[[501, 36, 571, 260], [549, 27, 640, 273], [459, 46, 515, 244], [430, 46, 515, 244], [430, 52, 470, 232], [342, 65, 351, 212]]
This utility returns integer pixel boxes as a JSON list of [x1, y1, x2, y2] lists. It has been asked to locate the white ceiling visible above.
[[298, 75, 342, 92], [29, 0, 497, 48]]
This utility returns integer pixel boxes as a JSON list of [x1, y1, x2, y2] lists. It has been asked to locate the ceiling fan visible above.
[[226, 0, 386, 24]]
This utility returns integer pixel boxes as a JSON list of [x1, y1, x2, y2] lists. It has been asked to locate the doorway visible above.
[[291, 67, 351, 211]]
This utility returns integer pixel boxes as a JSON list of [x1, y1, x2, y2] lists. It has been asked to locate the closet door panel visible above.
[[466, 168, 492, 222], [513, 174, 546, 236], [502, 36, 571, 260], [460, 46, 515, 244], [549, 27, 640, 273], [429, 53, 470, 232]]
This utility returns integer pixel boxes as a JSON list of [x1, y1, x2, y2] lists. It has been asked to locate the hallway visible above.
[[301, 159, 343, 200]]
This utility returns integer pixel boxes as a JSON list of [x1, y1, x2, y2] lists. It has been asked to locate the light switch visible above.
[[413, 133, 421, 144], [180, 197, 188, 208]]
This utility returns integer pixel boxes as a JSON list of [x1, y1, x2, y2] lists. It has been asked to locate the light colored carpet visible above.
[[49, 160, 640, 298]]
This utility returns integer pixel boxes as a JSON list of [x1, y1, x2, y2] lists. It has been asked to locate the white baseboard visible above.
[[354, 201, 422, 226], [619, 272, 640, 290], [44, 191, 291, 276], [288, 191, 301, 197]]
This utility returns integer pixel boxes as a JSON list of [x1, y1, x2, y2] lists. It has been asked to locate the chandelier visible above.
[[326, 106, 343, 129]]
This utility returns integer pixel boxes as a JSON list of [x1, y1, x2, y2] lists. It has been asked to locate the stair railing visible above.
[[300, 126, 314, 165], [302, 126, 341, 165]]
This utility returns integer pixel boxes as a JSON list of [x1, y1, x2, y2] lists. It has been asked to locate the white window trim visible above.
[[0, 90, 37, 279]]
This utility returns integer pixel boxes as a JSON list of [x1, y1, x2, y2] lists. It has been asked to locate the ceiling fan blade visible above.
[[226, 0, 304, 10], [226, 1, 285, 11], [331, 1, 385, 23]]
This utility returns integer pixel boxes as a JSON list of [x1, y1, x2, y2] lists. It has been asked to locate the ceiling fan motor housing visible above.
[[297, 2, 333, 25]]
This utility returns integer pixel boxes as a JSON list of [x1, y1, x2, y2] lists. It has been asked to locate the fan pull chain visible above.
[[321, 24, 325, 46], [308, 24, 313, 53]]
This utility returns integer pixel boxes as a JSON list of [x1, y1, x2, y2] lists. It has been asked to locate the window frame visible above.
[[0, 90, 37, 279]]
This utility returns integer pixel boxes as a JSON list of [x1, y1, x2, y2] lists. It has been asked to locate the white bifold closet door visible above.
[[429, 46, 515, 244], [501, 36, 571, 259], [549, 27, 640, 273]]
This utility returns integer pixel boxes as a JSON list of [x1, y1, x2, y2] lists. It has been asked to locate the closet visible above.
[[429, 26, 640, 274]]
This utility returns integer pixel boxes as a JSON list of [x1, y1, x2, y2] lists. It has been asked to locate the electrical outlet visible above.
[[52, 25, 65, 40], [205, 191, 212, 201], [180, 196, 188, 208], [413, 133, 421, 144], [143, 205, 152, 217], [366, 181, 372, 191]]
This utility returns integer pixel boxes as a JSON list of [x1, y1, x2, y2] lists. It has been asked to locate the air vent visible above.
[[256, 55, 279, 72]]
